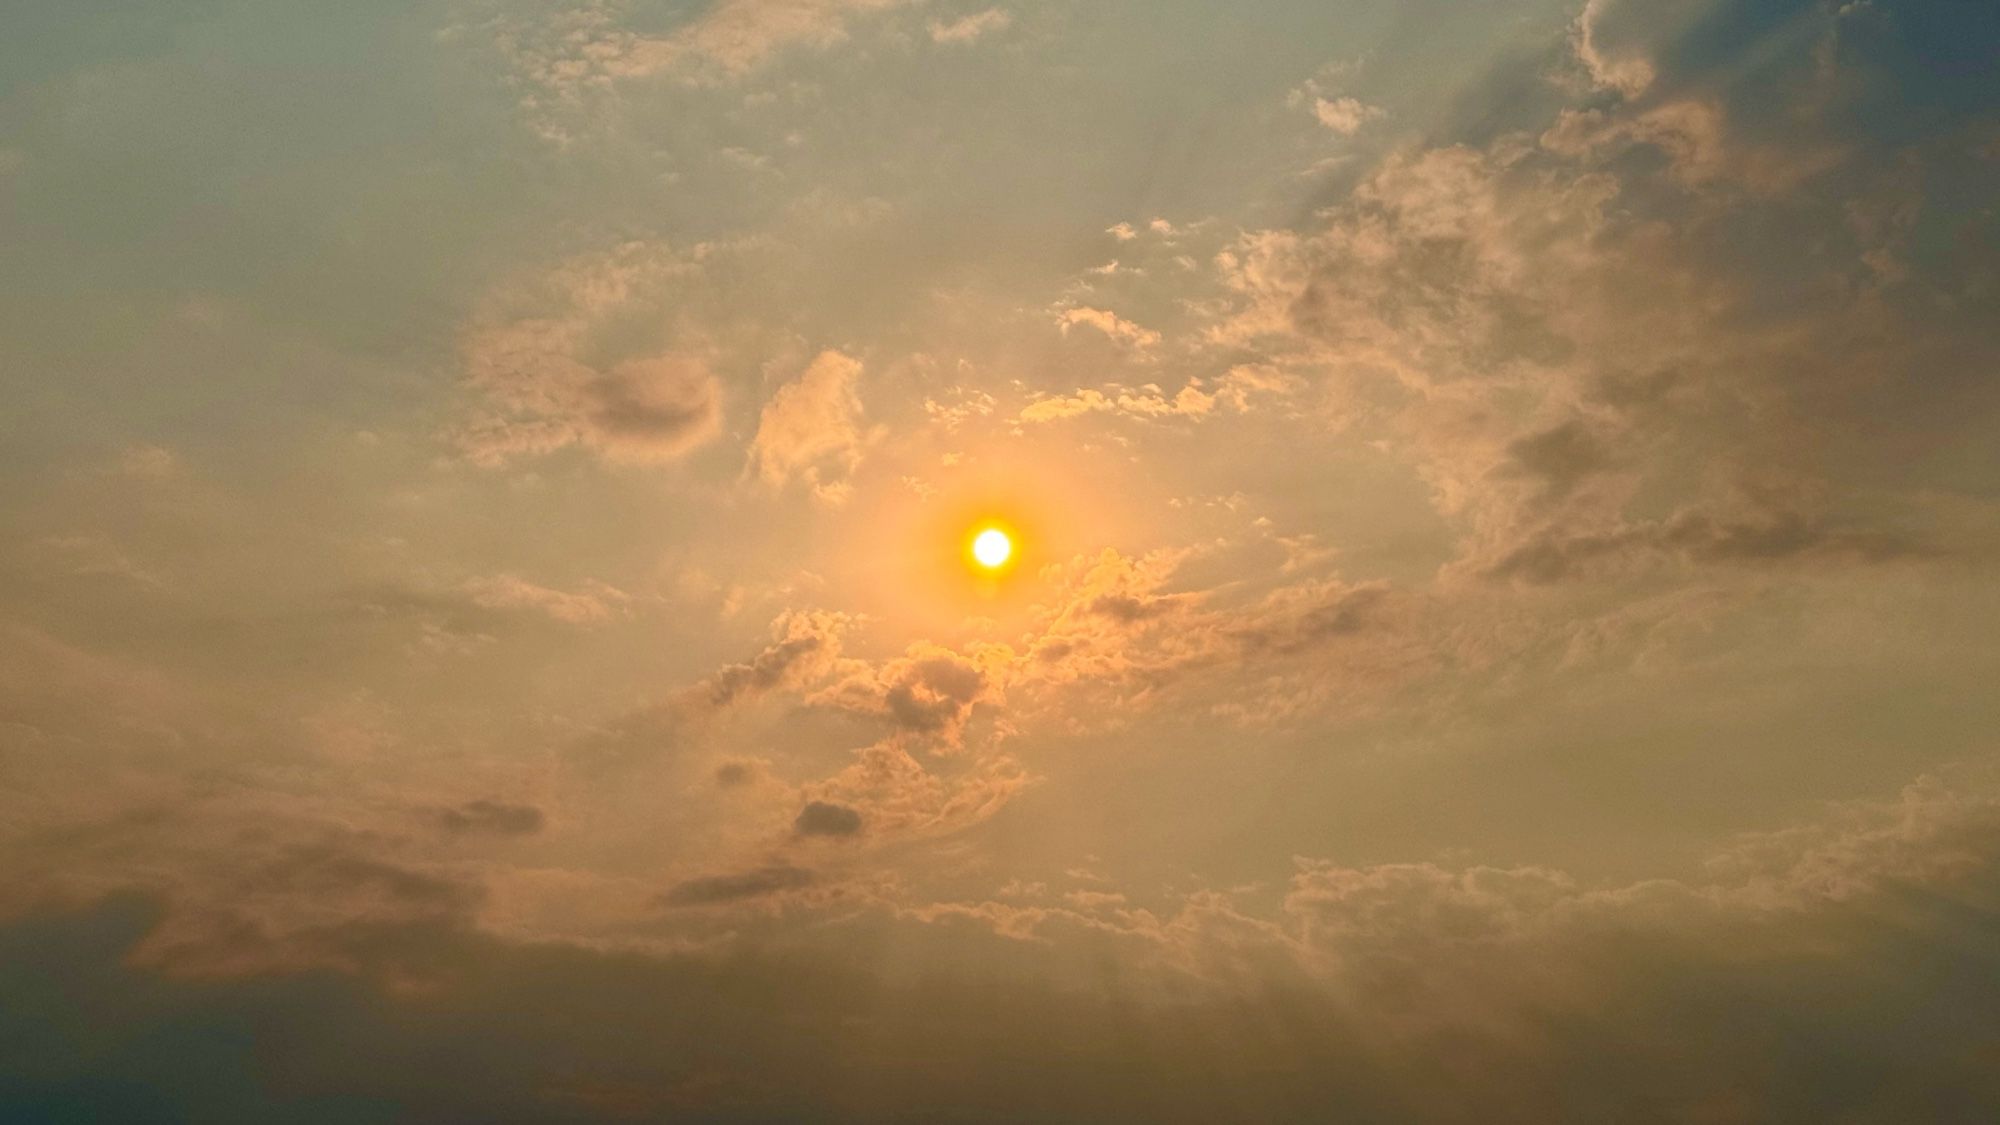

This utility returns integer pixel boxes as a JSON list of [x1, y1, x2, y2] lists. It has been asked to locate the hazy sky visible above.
[[3, 0, 1999, 1119]]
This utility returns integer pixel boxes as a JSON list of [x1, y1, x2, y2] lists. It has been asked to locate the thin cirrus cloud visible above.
[[928, 7, 1011, 44]]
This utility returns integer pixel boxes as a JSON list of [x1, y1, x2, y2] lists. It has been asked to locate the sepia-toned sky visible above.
[[4, 0, 1999, 1119]]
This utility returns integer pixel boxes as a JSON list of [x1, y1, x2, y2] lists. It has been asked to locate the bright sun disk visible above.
[[971, 527, 1012, 569]]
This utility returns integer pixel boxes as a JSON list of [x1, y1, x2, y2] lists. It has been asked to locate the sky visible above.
[[2, 0, 1999, 1119]]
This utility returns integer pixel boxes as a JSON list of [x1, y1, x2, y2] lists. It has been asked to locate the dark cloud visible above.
[[1087, 590, 1194, 623], [882, 654, 985, 735], [660, 864, 815, 908], [1486, 505, 1936, 583], [812, 642, 994, 748], [234, 845, 472, 912], [693, 612, 847, 712], [1500, 420, 1612, 500], [713, 759, 766, 788], [1230, 581, 1393, 658], [7, 775, 2000, 1125], [793, 800, 863, 838], [580, 357, 722, 461], [452, 244, 725, 468], [433, 799, 545, 837]]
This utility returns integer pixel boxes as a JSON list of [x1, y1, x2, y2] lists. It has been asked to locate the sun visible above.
[[968, 524, 1014, 572]]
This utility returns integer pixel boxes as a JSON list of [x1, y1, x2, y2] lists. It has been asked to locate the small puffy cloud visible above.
[[1017, 365, 1299, 427], [1212, 364, 1304, 410], [1055, 306, 1161, 349], [1287, 66, 1382, 135], [1308, 95, 1383, 135], [1018, 382, 1215, 424], [1018, 388, 1116, 423], [750, 350, 870, 503], [1569, 0, 1685, 96], [929, 8, 1011, 44]]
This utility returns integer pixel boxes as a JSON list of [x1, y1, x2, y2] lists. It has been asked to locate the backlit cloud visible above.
[[749, 350, 872, 502]]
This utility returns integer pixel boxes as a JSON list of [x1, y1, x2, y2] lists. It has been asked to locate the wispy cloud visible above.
[[928, 7, 1011, 44]]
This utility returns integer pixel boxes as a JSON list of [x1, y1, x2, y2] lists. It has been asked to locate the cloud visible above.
[[749, 350, 870, 503], [1497, 420, 1612, 502], [928, 8, 1011, 44], [1009, 549, 1406, 718], [1283, 860, 1577, 954], [1288, 67, 1382, 135], [920, 766, 2000, 987], [714, 758, 774, 788], [632, 0, 917, 78], [809, 641, 1000, 750], [457, 353, 719, 467], [1484, 502, 1937, 585], [808, 742, 1030, 837], [660, 863, 815, 907], [1308, 95, 1382, 135], [127, 836, 485, 978], [1016, 364, 1301, 426], [14, 820, 2000, 1122], [485, 0, 924, 134], [1018, 382, 1214, 424], [1206, 0, 2000, 586], [462, 575, 628, 625], [793, 800, 863, 837], [8, 0, 1999, 1117], [1569, 0, 1669, 96], [434, 800, 546, 837], [1055, 305, 1161, 349], [577, 356, 725, 461], [32, 534, 166, 589], [688, 611, 850, 712], [6, 630, 2000, 1123], [109, 443, 180, 480], [455, 246, 722, 468]]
